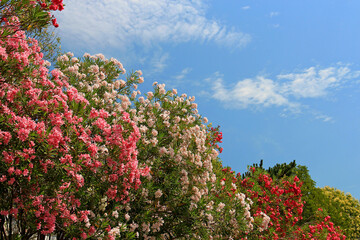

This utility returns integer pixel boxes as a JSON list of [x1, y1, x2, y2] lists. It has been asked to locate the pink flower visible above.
[[89, 226, 96, 235], [23, 169, 29, 176], [0, 46, 8, 60], [70, 214, 78, 222], [2, 151, 14, 164], [151, 129, 158, 136], [59, 182, 71, 190], [49, 113, 64, 127], [17, 128, 30, 141], [75, 174, 84, 187], [8, 167, 15, 175], [93, 117, 109, 130], [8, 178, 15, 185], [15, 169, 22, 175], [0, 131, 11, 145], [0, 175, 7, 182], [89, 108, 99, 118], [51, 18, 59, 28], [87, 144, 98, 157], [9, 208, 18, 216], [155, 189, 163, 198], [294, 176, 300, 182], [98, 109, 109, 119], [80, 232, 87, 239], [47, 127, 63, 148]]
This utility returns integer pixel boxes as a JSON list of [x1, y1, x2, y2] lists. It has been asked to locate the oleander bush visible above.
[[0, 1, 356, 239]]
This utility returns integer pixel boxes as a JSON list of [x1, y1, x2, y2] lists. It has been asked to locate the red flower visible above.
[[51, 18, 59, 28]]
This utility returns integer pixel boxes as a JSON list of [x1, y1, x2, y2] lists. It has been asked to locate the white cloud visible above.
[[58, 0, 250, 50], [278, 66, 350, 98], [210, 65, 357, 119], [212, 74, 288, 108], [242, 6, 250, 10]]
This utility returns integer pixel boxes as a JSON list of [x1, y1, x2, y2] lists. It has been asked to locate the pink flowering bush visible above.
[[0, 0, 63, 39], [56, 53, 272, 239], [0, 13, 147, 240]]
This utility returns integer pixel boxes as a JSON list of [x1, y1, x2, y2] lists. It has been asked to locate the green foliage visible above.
[[320, 186, 360, 239], [27, 27, 62, 64], [242, 160, 297, 180], [293, 165, 326, 225], [1, 0, 62, 65], [267, 160, 297, 179], [1, 0, 52, 38]]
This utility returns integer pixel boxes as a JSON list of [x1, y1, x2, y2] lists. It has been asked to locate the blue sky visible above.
[[56, 0, 360, 199]]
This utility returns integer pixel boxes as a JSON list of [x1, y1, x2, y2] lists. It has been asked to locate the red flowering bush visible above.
[[294, 211, 346, 240], [237, 167, 346, 239], [210, 162, 270, 239]]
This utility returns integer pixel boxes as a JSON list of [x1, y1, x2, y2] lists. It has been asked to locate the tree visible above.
[[320, 186, 360, 239]]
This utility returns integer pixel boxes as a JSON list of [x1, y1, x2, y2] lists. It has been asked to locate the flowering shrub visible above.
[[237, 167, 346, 239], [0, 15, 147, 240], [211, 162, 268, 239], [128, 83, 271, 239], [294, 211, 347, 240], [55, 54, 271, 238], [320, 186, 360, 239], [0, 1, 351, 239], [239, 167, 304, 238], [0, 0, 63, 39]]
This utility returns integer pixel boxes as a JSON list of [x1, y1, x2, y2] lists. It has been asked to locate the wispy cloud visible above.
[[278, 66, 350, 98], [175, 68, 192, 80], [150, 51, 170, 74], [269, 11, 279, 17], [313, 112, 333, 122], [242, 6, 250, 10], [58, 0, 251, 50], [210, 73, 289, 108], [208, 65, 359, 119]]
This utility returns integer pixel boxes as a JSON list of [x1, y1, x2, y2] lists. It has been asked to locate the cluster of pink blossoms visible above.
[[0, 14, 149, 239]]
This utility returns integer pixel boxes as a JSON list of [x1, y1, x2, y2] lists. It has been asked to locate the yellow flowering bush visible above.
[[321, 186, 360, 239]]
